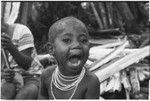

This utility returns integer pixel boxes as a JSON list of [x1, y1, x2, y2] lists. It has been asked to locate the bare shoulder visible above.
[[84, 69, 100, 85]]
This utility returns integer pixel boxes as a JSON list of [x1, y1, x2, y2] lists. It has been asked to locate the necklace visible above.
[[50, 67, 85, 99], [58, 69, 80, 79]]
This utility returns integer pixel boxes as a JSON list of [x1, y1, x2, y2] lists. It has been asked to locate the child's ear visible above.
[[46, 42, 55, 55]]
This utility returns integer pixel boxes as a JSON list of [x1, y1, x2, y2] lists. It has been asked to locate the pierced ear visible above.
[[46, 42, 55, 55]]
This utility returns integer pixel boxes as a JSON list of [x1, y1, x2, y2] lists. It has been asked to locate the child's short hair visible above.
[[48, 16, 88, 43]]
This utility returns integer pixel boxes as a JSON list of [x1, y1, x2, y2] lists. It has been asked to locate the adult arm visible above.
[[1, 32, 33, 70]]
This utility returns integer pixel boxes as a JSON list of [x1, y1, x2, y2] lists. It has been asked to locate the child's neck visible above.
[[58, 66, 83, 77]]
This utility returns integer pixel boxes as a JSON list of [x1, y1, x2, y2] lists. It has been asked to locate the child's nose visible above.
[[72, 40, 81, 49]]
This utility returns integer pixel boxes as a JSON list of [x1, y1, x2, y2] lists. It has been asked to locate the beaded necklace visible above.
[[50, 67, 85, 99]]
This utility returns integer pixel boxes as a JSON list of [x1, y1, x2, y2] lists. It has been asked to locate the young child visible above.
[[38, 16, 100, 99]]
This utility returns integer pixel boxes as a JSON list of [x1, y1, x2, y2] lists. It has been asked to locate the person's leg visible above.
[[1, 80, 16, 99], [15, 83, 38, 99], [15, 77, 39, 99]]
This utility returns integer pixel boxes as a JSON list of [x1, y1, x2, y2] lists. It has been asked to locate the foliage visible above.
[[15, 2, 150, 54]]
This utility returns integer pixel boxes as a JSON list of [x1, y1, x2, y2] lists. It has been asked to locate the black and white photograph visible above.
[[1, 1, 150, 100]]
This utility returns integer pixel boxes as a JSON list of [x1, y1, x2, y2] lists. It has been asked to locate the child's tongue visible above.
[[69, 57, 81, 66]]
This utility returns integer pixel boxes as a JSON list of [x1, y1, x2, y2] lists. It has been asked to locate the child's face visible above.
[[53, 24, 90, 75]]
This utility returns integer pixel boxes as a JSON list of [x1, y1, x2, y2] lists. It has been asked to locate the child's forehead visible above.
[[55, 18, 87, 32], [48, 17, 88, 43]]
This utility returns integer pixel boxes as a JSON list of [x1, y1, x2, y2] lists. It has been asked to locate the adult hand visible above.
[[2, 68, 15, 82], [1, 33, 15, 50], [37, 54, 56, 67]]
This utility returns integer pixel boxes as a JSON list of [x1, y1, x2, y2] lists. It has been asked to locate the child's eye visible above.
[[62, 38, 71, 43], [80, 37, 88, 43]]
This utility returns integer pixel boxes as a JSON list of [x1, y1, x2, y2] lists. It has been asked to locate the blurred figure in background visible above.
[[1, 22, 43, 99]]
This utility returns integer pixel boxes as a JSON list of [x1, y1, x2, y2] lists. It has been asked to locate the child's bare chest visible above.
[[46, 77, 87, 99]]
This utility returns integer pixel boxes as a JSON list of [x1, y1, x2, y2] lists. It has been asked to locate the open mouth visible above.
[[69, 55, 82, 66]]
